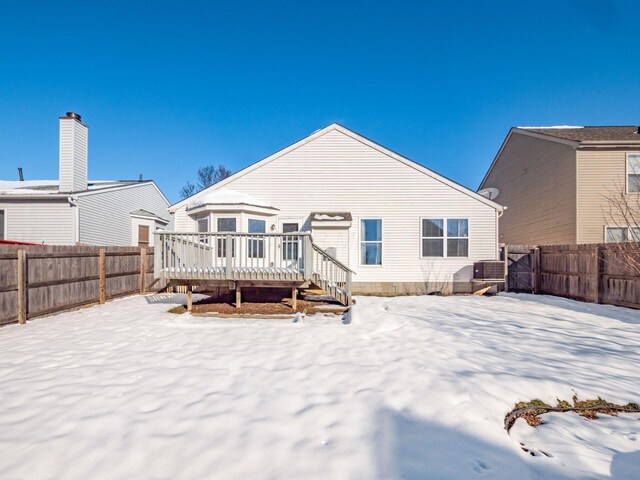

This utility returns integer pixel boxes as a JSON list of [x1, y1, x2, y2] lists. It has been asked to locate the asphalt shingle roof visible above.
[[520, 126, 640, 142]]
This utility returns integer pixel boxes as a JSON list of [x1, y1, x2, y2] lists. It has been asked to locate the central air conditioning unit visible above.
[[473, 261, 505, 281]]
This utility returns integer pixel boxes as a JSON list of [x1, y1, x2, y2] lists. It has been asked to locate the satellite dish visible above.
[[478, 187, 500, 200]]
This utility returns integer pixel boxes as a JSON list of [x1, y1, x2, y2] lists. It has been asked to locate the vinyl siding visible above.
[[59, 118, 88, 193], [481, 132, 577, 245], [0, 199, 75, 244], [173, 129, 498, 283], [576, 148, 640, 243], [77, 183, 171, 246]]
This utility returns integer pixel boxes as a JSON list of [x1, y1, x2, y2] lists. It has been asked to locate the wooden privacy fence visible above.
[[504, 243, 640, 309], [0, 245, 164, 326]]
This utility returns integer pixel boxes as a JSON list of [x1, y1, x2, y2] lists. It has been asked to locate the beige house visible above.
[[479, 126, 640, 245]]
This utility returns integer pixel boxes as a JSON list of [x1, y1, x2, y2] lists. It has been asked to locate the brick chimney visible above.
[[59, 112, 88, 193]]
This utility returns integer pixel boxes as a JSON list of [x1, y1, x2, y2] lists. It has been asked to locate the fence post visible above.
[[16, 249, 27, 324], [503, 245, 509, 292], [533, 247, 542, 294], [595, 245, 604, 304], [99, 248, 106, 304], [139, 247, 147, 294]]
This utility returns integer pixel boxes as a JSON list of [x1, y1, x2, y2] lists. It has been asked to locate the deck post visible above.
[[303, 235, 313, 280], [186, 288, 193, 312], [346, 271, 352, 303], [235, 283, 242, 308], [225, 234, 233, 278], [292, 288, 298, 310], [154, 233, 162, 279]]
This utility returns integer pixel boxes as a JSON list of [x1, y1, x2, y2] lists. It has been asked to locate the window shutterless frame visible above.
[[419, 217, 470, 258], [359, 218, 383, 266], [604, 225, 640, 243], [627, 153, 640, 194], [215, 216, 238, 258]]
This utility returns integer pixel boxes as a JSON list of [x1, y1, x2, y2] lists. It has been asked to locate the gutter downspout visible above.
[[68, 195, 79, 244], [497, 207, 506, 260]]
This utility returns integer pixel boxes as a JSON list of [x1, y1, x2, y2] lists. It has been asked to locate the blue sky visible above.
[[1, 1, 639, 203]]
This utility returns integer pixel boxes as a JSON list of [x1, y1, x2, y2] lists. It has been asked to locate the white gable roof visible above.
[[170, 123, 504, 212]]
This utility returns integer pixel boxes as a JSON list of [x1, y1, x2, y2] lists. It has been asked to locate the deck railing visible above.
[[154, 231, 353, 304]]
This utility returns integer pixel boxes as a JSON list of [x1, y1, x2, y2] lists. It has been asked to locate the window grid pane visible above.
[[422, 239, 443, 257], [447, 219, 469, 238], [361, 243, 382, 265], [447, 239, 469, 257], [422, 219, 443, 238], [606, 227, 628, 243]]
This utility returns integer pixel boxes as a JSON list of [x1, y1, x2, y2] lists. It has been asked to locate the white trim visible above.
[[419, 217, 470, 258], [76, 181, 171, 206], [170, 123, 504, 212], [359, 218, 383, 267], [187, 203, 279, 216], [130, 212, 170, 224]]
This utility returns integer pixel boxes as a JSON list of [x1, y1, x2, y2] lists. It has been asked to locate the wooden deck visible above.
[[154, 232, 353, 305]]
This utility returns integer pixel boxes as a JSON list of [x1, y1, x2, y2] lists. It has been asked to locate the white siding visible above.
[[59, 117, 88, 193], [0, 199, 75, 244], [78, 183, 171, 246], [173, 129, 498, 284]]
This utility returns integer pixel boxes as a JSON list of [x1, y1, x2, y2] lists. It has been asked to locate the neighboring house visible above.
[[166, 123, 503, 296], [0, 112, 171, 246], [479, 126, 640, 245]]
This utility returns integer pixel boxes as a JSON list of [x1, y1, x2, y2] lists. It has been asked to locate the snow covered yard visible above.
[[0, 293, 639, 480]]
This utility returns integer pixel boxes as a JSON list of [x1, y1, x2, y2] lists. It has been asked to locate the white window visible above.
[[628, 154, 640, 193], [447, 219, 469, 257], [197, 217, 209, 244], [606, 226, 640, 243], [0, 209, 4, 240], [282, 222, 299, 260], [421, 218, 469, 257], [421, 219, 444, 257], [360, 219, 382, 265], [197, 217, 209, 233], [216, 217, 236, 258], [248, 218, 266, 258]]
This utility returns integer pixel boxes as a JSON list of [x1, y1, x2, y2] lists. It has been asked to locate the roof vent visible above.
[[636, 126, 640, 134]]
